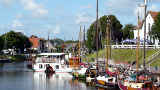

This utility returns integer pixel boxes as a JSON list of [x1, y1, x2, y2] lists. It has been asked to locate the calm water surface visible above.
[[0, 62, 100, 90]]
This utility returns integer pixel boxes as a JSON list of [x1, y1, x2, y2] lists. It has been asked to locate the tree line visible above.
[[0, 31, 32, 52]]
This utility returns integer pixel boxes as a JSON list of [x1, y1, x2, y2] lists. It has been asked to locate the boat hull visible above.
[[97, 80, 106, 85], [118, 81, 155, 90]]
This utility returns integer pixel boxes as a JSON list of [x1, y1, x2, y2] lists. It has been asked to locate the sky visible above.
[[0, 0, 160, 40]]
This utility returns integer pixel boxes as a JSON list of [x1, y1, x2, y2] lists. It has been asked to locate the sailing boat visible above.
[[117, 1, 154, 90], [72, 26, 88, 79], [96, 16, 117, 87]]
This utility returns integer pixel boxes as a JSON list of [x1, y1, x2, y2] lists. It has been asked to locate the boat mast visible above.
[[96, 0, 99, 71], [106, 16, 111, 70], [83, 26, 86, 48], [79, 26, 82, 63], [48, 31, 50, 52], [136, 10, 140, 74], [72, 36, 74, 57], [143, 0, 147, 70]]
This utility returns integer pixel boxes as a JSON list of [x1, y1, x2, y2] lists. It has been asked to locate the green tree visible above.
[[150, 13, 160, 41], [122, 24, 134, 40], [86, 24, 96, 52], [1, 31, 31, 52], [86, 15, 123, 52]]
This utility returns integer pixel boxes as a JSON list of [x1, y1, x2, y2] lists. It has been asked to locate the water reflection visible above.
[[0, 62, 118, 90], [33, 72, 96, 90]]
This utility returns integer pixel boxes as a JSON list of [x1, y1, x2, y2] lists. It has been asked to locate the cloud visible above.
[[0, 0, 48, 17], [53, 25, 61, 34], [80, 4, 92, 9], [104, 0, 160, 25], [12, 19, 24, 28], [20, 0, 48, 17], [105, 0, 138, 15], [150, 4, 159, 11], [15, 13, 23, 19], [46, 24, 61, 34], [76, 12, 94, 25], [0, 0, 14, 6]]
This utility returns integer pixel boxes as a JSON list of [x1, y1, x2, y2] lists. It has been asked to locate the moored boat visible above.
[[32, 53, 72, 73], [96, 67, 117, 87]]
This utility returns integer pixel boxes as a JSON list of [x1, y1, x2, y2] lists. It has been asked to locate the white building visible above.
[[134, 11, 160, 45]]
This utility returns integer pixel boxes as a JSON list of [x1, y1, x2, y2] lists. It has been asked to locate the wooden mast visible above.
[[106, 16, 110, 71], [136, 10, 140, 74], [72, 36, 74, 57], [143, 0, 147, 70], [96, 0, 99, 71], [78, 26, 82, 64]]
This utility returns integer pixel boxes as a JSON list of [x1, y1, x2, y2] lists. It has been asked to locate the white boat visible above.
[[32, 53, 72, 73], [96, 74, 117, 86]]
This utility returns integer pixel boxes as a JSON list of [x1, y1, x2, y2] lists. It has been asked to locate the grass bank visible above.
[[85, 49, 160, 66]]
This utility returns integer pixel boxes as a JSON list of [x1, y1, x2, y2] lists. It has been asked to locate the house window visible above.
[[39, 64, 43, 69], [56, 65, 59, 69]]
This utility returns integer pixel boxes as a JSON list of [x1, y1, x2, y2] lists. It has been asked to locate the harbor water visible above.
[[0, 62, 117, 90]]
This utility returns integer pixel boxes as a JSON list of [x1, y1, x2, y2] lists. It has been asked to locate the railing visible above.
[[146, 50, 160, 65], [110, 45, 160, 49]]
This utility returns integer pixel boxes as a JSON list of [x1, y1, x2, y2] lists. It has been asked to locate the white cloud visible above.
[[12, 19, 24, 28], [0, 0, 48, 17], [76, 12, 94, 25], [105, 0, 137, 15], [16, 13, 23, 19], [46, 25, 61, 34], [150, 4, 159, 11], [80, 4, 92, 9], [14, 29, 25, 34], [0, 0, 13, 6], [53, 25, 60, 34], [20, 0, 48, 17]]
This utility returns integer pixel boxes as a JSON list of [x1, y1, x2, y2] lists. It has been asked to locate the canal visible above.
[[0, 62, 118, 90]]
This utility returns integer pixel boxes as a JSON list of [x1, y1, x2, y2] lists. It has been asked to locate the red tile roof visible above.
[[149, 11, 159, 20], [29, 36, 40, 49]]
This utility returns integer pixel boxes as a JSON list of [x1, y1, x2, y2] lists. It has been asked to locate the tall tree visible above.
[[1, 31, 31, 52], [86, 15, 123, 52], [122, 24, 135, 40], [150, 13, 160, 41], [86, 24, 96, 52], [0, 36, 3, 51]]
